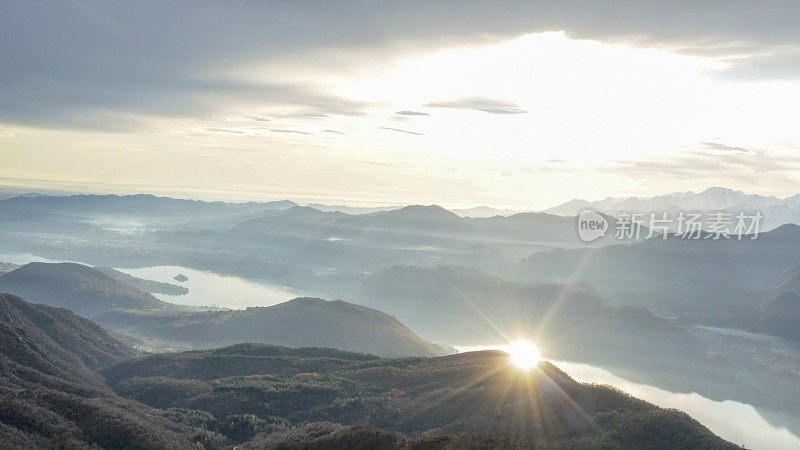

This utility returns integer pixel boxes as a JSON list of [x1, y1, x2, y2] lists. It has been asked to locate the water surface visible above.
[[455, 344, 800, 450], [555, 360, 800, 450], [0, 252, 300, 309], [116, 265, 300, 309]]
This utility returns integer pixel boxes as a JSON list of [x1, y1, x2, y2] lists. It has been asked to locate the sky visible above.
[[2, 1, 800, 209]]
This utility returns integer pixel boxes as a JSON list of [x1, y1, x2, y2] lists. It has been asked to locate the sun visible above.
[[505, 341, 541, 370]]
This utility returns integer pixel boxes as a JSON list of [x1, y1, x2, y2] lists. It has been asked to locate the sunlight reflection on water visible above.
[[455, 345, 800, 449]]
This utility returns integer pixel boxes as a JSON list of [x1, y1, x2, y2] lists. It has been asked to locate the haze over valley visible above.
[[3, 1, 800, 448], [1, 191, 800, 447]]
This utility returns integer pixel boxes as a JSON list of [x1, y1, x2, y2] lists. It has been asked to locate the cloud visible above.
[[378, 127, 424, 136], [0, 73, 369, 131], [603, 149, 800, 186], [246, 116, 271, 122], [711, 48, 800, 81], [321, 129, 346, 135], [424, 97, 527, 114], [205, 127, 246, 134], [700, 142, 756, 155], [0, 130, 15, 138], [269, 111, 333, 119], [2, 1, 800, 130], [270, 128, 311, 135], [396, 110, 430, 116]]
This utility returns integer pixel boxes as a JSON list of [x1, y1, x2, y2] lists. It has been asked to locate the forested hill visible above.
[[101, 343, 737, 448], [96, 297, 448, 357], [0, 293, 216, 448], [0, 262, 172, 317]]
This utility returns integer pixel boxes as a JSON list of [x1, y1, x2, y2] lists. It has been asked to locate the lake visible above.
[[555, 360, 800, 450], [0, 252, 300, 309], [117, 265, 300, 309]]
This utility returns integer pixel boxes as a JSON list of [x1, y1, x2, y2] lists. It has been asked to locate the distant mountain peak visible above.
[[449, 206, 522, 218], [393, 204, 459, 216], [347, 204, 467, 226], [699, 186, 740, 195], [545, 187, 800, 230], [283, 205, 336, 215], [766, 223, 800, 238]]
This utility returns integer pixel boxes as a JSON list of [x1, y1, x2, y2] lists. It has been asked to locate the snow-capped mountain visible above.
[[545, 187, 800, 231]]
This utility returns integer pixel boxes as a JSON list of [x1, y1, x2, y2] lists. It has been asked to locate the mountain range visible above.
[[4, 188, 800, 237], [0, 193, 297, 235], [546, 187, 800, 231], [306, 203, 522, 217], [0, 193, 638, 284], [510, 223, 800, 319]]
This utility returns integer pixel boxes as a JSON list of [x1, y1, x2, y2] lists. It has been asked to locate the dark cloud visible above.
[[424, 97, 527, 114], [0, 70, 368, 131], [1, 1, 799, 130], [378, 127, 424, 136], [396, 110, 430, 116]]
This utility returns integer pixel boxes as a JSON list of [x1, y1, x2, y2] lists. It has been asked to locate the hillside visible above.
[[0, 293, 216, 448], [776, 264, 800, 293], [0, 293, 133, 383], [748, 292, 800, 341], [101, 344, 736, 448], [511, 224, 800, 316], [94, 266, 188, 296], [463, 211, 644, 250], [0, 262, 173, 317], [355, 265, 702, 366], [230, 206, 348, 239], [95, 297, 447, 357]]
